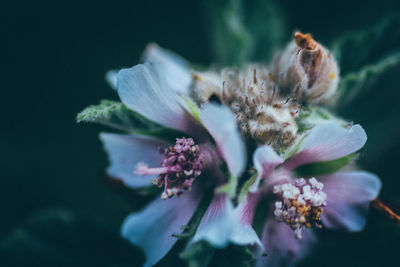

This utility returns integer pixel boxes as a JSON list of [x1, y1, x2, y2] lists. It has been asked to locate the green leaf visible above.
[[172, 190, 213, 239], [182, 96, 202, 124], [245, 0, 288, 62], [77, 100, 186, 142], [216, 174, 238, 198], [336, 52, 400, 108], [77, 100, 156, 132], [332, 14, 400, 75], [205, 0, 253, 66], [294, 153, 358, 177], [180, 241, 216, 267], [238, 173, 257, 202], [207, 244, 255, 267]]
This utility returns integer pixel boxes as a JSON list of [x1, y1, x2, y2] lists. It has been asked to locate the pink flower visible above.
[[100, 45, 261, 266], [236, 122, 381, 266]]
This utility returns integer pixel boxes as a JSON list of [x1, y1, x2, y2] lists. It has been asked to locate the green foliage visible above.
[[295, 153, 358, 178], [77, 100, 155, 132], [336, 52, 400, 109], [181, 242, 255, 267], [245, 0, 288, 62], [77, 100, 185, 142], [173, 190, 213, 240], [204, 0, 287, 66], [205, 0, 252, 66], [0, 209, 143, 267], [180, 241, 216, 267], [332, 15, 400, 75], [332, 14, 400, 109]]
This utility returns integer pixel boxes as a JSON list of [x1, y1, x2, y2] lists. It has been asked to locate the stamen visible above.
[[135, 137, 203, 199], [273, 177, 327, 239]]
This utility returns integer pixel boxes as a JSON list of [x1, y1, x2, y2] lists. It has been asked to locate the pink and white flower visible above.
[[235, 122, 381, 266], [100, 45, 261, 267]]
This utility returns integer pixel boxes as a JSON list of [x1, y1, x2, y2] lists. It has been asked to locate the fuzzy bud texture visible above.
[[273, 32, 339, 104]]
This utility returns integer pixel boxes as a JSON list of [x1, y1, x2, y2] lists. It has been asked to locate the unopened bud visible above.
[[273, 32, 339, 104]]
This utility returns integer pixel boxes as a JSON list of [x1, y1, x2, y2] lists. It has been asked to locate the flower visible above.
[[235, 121, 381, 266], [100, 44, 261, 266]]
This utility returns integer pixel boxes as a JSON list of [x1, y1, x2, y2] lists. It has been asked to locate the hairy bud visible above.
[[272, 32, 339, 104]]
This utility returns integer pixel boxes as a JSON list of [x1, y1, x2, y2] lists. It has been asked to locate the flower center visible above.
[[191, 65, 299, 148], [135, 137, 203, 199], [273, 177, 327, 239]]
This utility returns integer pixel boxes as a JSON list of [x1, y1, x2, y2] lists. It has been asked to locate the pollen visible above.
[[273, 177, 327, 239]]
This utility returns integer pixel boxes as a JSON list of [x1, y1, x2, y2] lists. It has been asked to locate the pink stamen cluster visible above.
[[273, 177, 327, 239], [136, 137, 203, 199]]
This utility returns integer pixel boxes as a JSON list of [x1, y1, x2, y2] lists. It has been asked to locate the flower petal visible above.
[[191, 194, 234, 248], [142, 43, 192, 95], [256, 218, 316, 267], [200, 104, 246, 177], [105, 70, 118, 90], [320, 171, 381, 231], [284, 122, 367, 170], [191, 194, 262, 252], [250, 146, 284, 192], [122, 191, 201, 267], [232, 194, 264, 257], [99, 133, 168, 188], [117, 63, 201, 135]]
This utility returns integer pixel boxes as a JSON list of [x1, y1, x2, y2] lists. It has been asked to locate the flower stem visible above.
[[371, 199, 400, 225]]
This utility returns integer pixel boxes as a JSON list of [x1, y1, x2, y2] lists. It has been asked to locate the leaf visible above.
[[238, 173, 257, 202], [216, 174, 238, 198], [336, 52, 400, 108], [207, 244, 255, 267], [180, 241, 216, 267], [332, 14, 400, 75], [0, 209, 143, 267], [294, 153, 358, 178], [77, 100, 186, 142], [245, 0, 288, 62], [77, 100, 156, 132], [172, 189, 213, 239], [182, 96, 202, 124], [205, 0, 253, 66]]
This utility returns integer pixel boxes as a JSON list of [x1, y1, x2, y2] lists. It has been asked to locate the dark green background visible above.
[[2, 0, 400, 266]]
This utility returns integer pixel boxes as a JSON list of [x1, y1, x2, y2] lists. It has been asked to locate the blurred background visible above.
[[2, 0, 400, 266]]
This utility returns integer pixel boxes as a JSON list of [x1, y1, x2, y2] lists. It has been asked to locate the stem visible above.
[[371, 198, 400, 225]]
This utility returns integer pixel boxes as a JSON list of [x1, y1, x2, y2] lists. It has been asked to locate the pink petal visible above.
[[200, 104, 246, 177], [250, 146, 284, 192], [191, 194, 263, 253], [117, 63, 202, 136], [142, 43, 192, 95], [256, 217, 316, 267], [121, 190, 202, 267], [320, 171, 381, 231], [99, 133, 168, 188], [284, 122, 367, 170]]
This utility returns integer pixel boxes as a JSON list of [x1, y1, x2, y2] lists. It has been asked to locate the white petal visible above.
[[200, 104, 246, 177], [142, 43, 192, 95], [122, 191, 201, 267], [250, 146, 284, 192], [100, 133, 168, 188], [117, 63, 202, 136], [285, 122, 367, 170]]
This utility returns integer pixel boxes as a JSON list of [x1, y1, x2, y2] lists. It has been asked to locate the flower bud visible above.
[[272, 32, 339, 104]]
